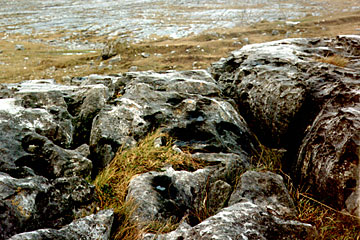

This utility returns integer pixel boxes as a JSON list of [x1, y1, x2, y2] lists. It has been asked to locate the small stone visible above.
[[242, 37, 250, 44], [141, 52, 150, 58], [129, 66, 138, 71], [109, 55, 121, 64], [233, 41, 242, 46], [61, 76, 72, 84], [285, 21, 300, 26], [15, 45, 25, 51], [271, 29, 280, 35], [98, 62, 106, 70]]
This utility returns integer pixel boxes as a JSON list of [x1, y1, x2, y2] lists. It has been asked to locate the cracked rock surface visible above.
[[1, 35, 359, 239]]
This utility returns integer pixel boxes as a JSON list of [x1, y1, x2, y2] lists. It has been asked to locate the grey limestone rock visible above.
[[210, 38, 313, 148], [144, 200, 316, 240], [33, 176, 95, 229], [101, 41, 117, 60], [0, 173, 50, 240], [127, 152, 252, 227], [210, 36, 360, 217], [90, 70, 258, 171], [0, 173, 95, 238], [126, 166, 212, 225], [9, 209, 114, 240], [210, 35, 360, 150], [69, 84, 110, 147], [20, 132, 92, 179], [295, 79, 360, 214], [229, 171, 296, 218], [140, 170, 312, 240]]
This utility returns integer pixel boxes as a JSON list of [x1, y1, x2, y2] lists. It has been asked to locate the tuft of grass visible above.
[[94, 130, 205, 239], [250, 143, 284, 172], [251, 144, 360, 239], [294, 191, 360, 240], [317, 54, 349, 67]]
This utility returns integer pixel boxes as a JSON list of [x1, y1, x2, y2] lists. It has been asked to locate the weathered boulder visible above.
[[0, 97, 79, 177], [127, 166, 212, 225], [210, 38, 313, 147], [210, 35, 360, 217], [20, 132, 92, 179], [143, 171, 316, 240], [0, 78, 113, 148], [229, 171, 296, 218], [33, 176, 95, 229], [0, 95, 73, 153], [0, 172, 95, 238], [0, 173, 50, 240], [0, 79, 107, 237], [295, 79, 360, 214], [90, 70, 258, 171], [191, 152, 250, 185], [9, 209, 114, 240], [68, 84, 110, 147], [210, 35, 360, 150], [101, 41, 118, 60], [127, 151, 250, 227]]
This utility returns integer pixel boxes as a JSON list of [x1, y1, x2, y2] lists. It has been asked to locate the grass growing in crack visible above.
[[252, 144, 360, 239], [294, 191, 360, 240], [251, 143, 284, 172], [316, 54, 349, 67], [94, 130, 205, 239]]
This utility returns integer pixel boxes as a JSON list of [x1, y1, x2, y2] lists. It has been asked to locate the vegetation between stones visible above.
[[316, 54, 350, 67], [257, 145, 360, 240], [94, 130, 205, 239], [94, 131, 360, 239]]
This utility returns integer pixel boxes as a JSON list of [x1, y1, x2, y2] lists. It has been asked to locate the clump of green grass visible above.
[[94, 130, 205, 239]]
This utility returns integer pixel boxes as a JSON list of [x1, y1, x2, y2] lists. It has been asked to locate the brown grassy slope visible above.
[[0, 10, 359, 83]]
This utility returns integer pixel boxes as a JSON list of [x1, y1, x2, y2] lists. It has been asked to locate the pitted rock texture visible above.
[[210, 35, 360, 149], [183, 200, 316, 240], [90, 70, 258, 171], [143, 200, 316, 240], [211, 35, 360, 217], [2, 35, 360, 239], [295, 79, 360, 214], [229, 171, 296, 218], [127, 167, 210, 224], [9, 209, 114, 240], [20, 133, 93, 179], [0, 173, 50, 240], [0, 173, 94, 238], [0, 79, 104, 238], [127, 161, 248, 226]]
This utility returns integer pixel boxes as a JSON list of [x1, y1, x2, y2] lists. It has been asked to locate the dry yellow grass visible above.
[[317, 55, 350, 67], [94, 130, 205, 239], [1, 10, 359, 84], [2, 6, 360, 239], [95, 134, 360, 239], [255, 146, 360, 240]]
